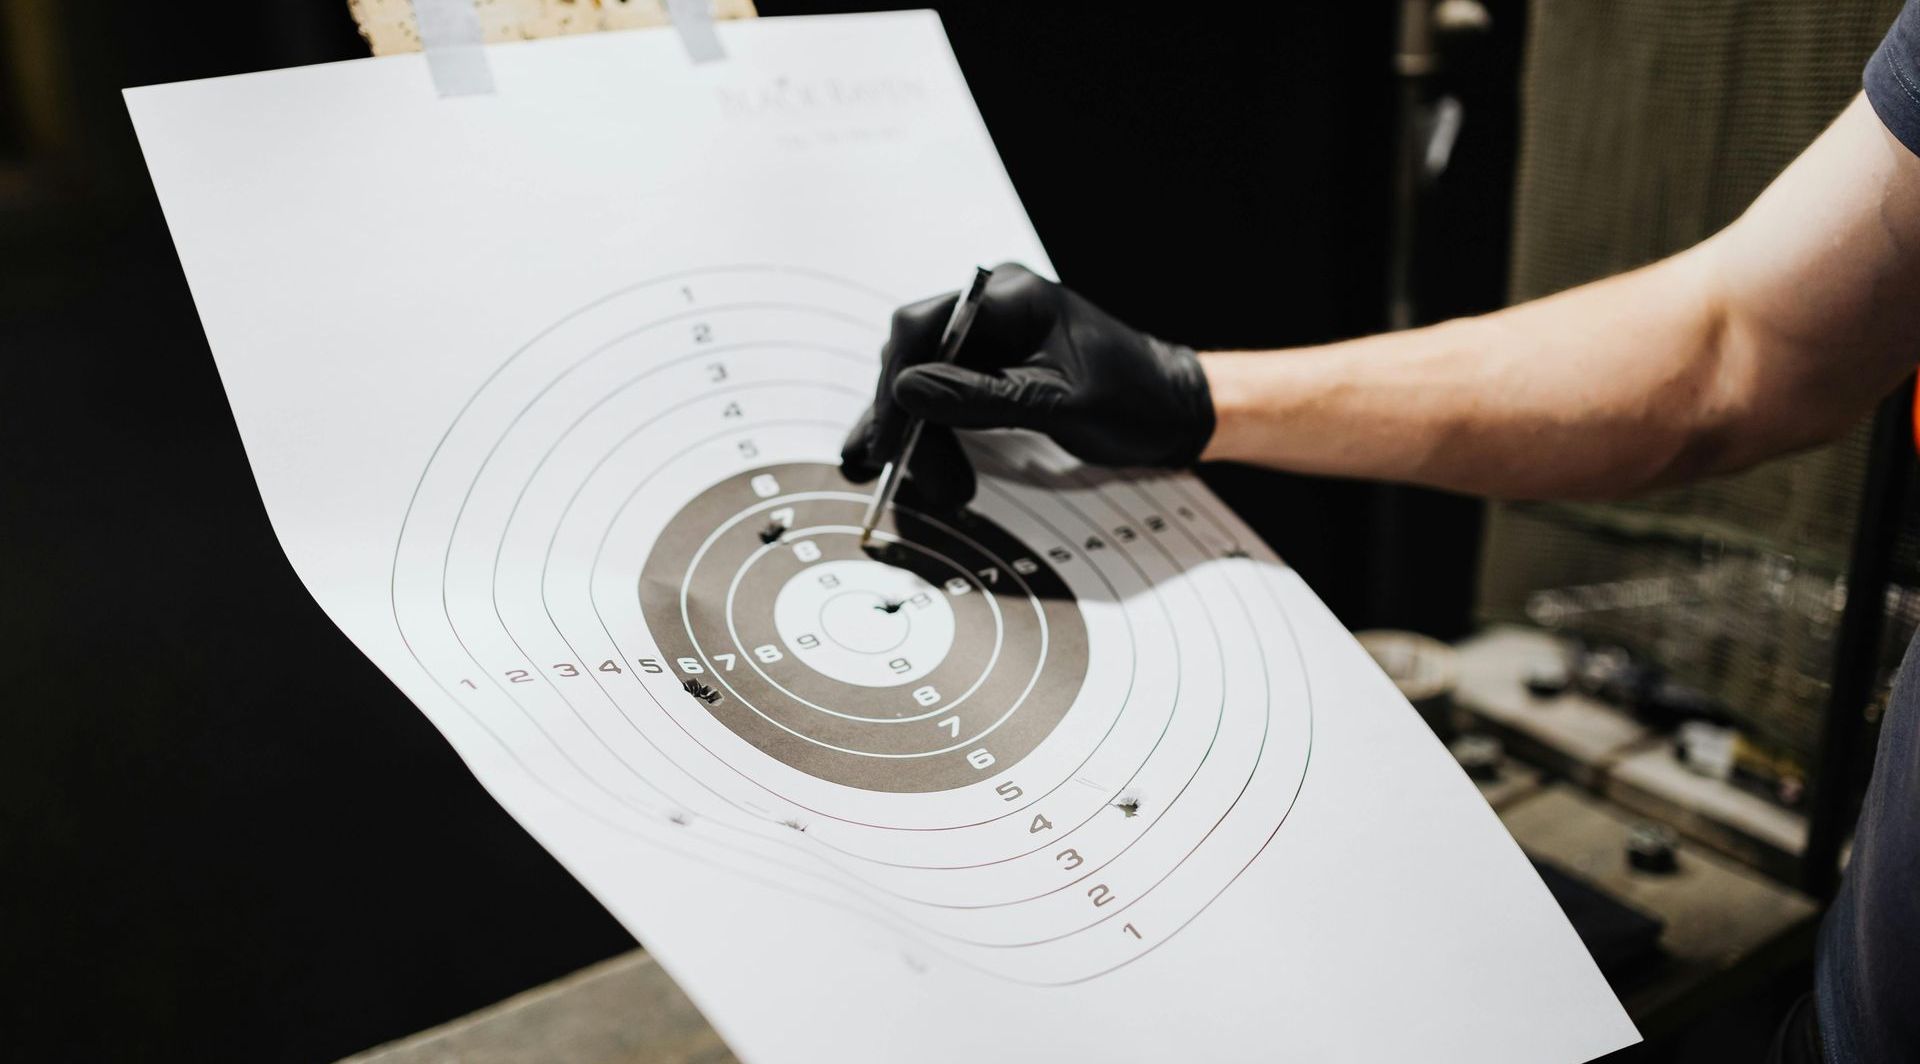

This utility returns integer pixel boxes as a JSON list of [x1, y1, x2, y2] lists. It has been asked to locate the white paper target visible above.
[[127, 14, 1636, 1063]]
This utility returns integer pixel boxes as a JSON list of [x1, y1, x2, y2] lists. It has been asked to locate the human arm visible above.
[[1201, 93, 1920, 499], [842, 94, 1920, 505]]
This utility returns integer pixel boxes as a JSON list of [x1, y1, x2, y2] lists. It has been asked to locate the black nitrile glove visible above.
[[840, 263, 1214, 508]]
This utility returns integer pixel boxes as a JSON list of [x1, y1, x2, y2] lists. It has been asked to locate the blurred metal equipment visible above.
[[1387, 0, 1491, 332], [1370, 0, 1494, 633], [1357, 628, 1460, 738], [1524, 652, 1572, 697], [1453, 626, 1811, 880], [1450, 733, 1504, 781], [1675, 720, 1737, 781], [1626, 822, 1679, 874]]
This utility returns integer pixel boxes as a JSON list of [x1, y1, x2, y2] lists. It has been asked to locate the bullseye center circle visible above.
[[818, 591, 911, 654], [772, 557, 957, 687]]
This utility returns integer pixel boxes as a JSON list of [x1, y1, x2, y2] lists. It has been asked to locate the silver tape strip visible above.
[[411, 0, 495, 96], [665, 0, 727, 64]]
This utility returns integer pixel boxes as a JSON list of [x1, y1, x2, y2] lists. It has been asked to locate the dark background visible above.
[[0, 2, 1520, 1059]]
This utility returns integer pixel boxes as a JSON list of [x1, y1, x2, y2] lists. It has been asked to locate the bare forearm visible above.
[[1199, 95, 1920, 501], [1198, 252, 1732, 499]]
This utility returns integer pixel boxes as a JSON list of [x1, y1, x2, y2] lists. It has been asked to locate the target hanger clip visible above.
[[408, 0, 728, 98]]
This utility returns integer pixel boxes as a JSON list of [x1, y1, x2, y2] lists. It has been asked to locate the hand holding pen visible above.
[[840, 263, 1215, 519]]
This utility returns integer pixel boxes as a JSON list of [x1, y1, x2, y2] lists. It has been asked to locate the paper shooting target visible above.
[[388, 265, 1313, 985]]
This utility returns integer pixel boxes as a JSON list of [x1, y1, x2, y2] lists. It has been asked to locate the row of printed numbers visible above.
[[1000, 796, 1136, 918]]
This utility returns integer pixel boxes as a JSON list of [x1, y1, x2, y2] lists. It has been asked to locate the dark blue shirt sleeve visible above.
[[1867, 0, 1920, 158]]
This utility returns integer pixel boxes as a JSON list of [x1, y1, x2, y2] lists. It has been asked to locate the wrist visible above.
[[1195, 351, 1257, 463]]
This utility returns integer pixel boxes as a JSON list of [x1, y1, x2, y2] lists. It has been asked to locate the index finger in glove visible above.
[[848, 291, 961, 478]]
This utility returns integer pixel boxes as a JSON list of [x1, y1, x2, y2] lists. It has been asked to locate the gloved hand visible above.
[[840, 263, 1214, 508]]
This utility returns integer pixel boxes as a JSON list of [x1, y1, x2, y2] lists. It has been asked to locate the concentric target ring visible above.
[[640, 462, 1090, 793], [712, 516, 1008, 724]]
